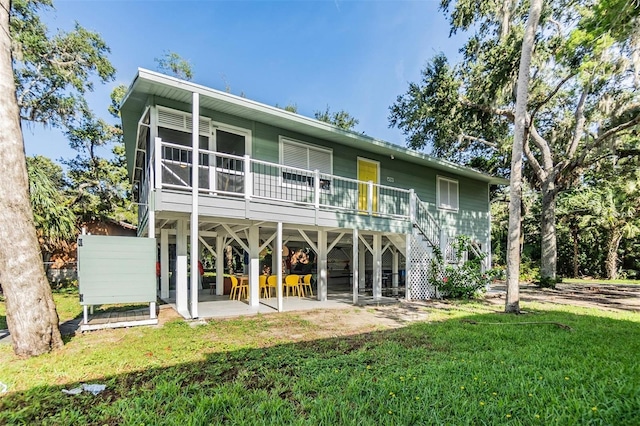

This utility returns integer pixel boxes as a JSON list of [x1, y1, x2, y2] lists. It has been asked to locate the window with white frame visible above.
[[280, 137, 332, 189], [437, 176, 459, 211]]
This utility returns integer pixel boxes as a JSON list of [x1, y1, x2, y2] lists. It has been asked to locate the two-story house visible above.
[[120, 69, 506, 319]]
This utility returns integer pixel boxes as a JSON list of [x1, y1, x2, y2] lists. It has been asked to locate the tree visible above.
[[26, 156, 76, 273], [155, 51, 193, 81], [505, 0, 543, 313], [0, 0, 63, 356], [314, 106, 359, 131], [1, 0, 116, 356], [389, 0, 640, 281]]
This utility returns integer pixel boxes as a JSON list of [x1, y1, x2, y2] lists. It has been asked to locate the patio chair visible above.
[[267, 275, 278, 297], [284, 274, 301, 297], [301, 274, 313, 297], [229, 276, 247, 300], [259, 275, 270, 298]]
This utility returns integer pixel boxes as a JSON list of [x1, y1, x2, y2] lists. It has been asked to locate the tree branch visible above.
[[458, 133, 498, 149], [523, 132, 546, 181], [528, 121, 554, 171], [531, 73, 575, 121], [566, 86, 589, 159], [460, 97, 515, 121], [594, 111, 640, 143]]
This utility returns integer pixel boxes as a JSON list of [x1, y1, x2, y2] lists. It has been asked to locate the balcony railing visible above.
[[150, 138, 438, 228]]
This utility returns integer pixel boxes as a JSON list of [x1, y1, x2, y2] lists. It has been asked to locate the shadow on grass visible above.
[[1, 308, 639, 425]]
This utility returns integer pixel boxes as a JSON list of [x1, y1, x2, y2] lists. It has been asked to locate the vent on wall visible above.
[[157, 107, 211, 135]]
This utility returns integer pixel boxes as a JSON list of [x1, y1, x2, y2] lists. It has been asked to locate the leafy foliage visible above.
[[11, 0, 115, 127], [428, 235, 490, 299], [391, 0, 640, 279], [26, 156, 76, 261], [314, 105, 359, 130], [154, 51, 193, 81]]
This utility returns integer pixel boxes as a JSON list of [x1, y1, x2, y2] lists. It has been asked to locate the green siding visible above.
[[151, 98, 490, 243], [78, 235, 156, 305]]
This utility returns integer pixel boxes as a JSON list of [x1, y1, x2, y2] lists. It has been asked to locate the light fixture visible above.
[[390, 155, 395, 160]]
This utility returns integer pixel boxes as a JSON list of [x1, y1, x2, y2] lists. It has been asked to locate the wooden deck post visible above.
[[216, 233, 224, 296], [352, 228, 359, 305], [276, 222, 283, 312], [160, 229, 169, 299], [190, 92, 200, 319], [176, 219, 188, 316], [317, 229, 327, 301], [248, 225, 260, 307], [373, 234, 382, 299]]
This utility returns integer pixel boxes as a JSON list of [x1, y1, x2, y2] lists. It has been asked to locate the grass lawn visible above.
[[0, 298, 639, 425], [562, 277, 640, 285]]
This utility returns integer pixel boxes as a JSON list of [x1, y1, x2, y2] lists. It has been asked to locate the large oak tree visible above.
[[389, 0, 640, 281], [1, 0, 115, 356]]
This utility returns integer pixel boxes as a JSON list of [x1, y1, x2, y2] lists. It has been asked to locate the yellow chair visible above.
[[229, 276, 247, 300], [267, 275, 278, 297], [284, 274, 301, 297], [259, 275, 270, 298], [301, 274, 313, 297]]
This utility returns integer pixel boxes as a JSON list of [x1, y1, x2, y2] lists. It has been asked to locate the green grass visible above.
[[562, 277, 640, 285], [0, 301, 638, 425]]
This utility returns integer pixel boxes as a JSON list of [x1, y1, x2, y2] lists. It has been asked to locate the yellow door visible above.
[[358, 158, 379, 212]]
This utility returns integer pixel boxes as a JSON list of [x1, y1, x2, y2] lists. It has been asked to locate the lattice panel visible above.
[[407, 233, 439, 299]]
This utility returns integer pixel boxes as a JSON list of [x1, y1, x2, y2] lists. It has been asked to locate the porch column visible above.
[[373, 234, 382, 299], [392, 247, 399, 296], [405, 232, 412, 301], [358, 240, 366, 291], [248, 225, 260, 307], [160, 229, 169, 299], [189, 91, 200, 319], [176, 219, 189, 317], [352, 228, 359, 305], [215, 234, 224, 296], [317, 229, 328, 301], [276, 222, 283, 312]]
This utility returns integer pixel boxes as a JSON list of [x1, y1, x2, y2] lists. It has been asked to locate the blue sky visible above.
[[23, 0, 466, 163]]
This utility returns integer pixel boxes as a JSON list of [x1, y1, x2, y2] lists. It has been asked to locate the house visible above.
[[120, 69, 507, 319]]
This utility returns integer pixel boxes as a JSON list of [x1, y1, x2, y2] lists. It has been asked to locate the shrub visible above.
[[428, 235, 490, 299]]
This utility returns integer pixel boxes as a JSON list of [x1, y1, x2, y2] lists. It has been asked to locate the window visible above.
[[437, 176, 459, 211], [280, 137, 332, 189]]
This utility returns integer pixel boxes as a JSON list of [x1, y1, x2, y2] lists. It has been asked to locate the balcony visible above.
[[138, 137, 440, 243]]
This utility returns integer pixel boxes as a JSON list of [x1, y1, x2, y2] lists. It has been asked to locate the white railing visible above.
[[151, 137, 425, 221]]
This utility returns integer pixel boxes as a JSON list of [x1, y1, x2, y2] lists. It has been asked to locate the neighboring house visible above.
[[120, 69, 507, 318], [48, 219, 137, 284]]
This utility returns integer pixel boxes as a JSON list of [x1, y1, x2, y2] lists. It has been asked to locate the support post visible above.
[[244, 154, 252, 200], [176, 219, 189, 316], [373, 234, 382, 299], [150, 301, 157, 319], [358, 240, 366, 290], [367, 181, 374, 215], [154, 137, 162, 190], [392, 247, 399, 296], [314, 169, 320, 209], [216, 234, 224, 296], [405, 232, 412, 301], [189, 92, 200, 319], [160, 229, 169, 299], [248, 225, 260, 307], [276, 222, 283, 312], [317, 229, 328, 301], [352, 228, 359, 305]]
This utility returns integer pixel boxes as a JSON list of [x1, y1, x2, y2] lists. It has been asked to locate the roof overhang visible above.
[[120, 68, 509, 185]]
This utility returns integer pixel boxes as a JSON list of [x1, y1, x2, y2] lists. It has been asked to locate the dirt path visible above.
[[485, 282, 640, 313]]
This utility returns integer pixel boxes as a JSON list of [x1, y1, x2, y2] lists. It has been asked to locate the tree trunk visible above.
[[505, 0, 544, 313], [605, 231, 623, 280], [0, 0, 63, 357], [540, 180, 558, 280], [572, 226, 579, 278]]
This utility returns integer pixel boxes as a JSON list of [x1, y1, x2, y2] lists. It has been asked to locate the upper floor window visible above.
[[280, 137, 332, 189], [437, 176, 459, 211]]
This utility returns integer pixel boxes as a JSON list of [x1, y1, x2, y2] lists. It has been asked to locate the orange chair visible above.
[[284, 274, 301, 297], [267, 275, 278, 297], [229, 276, 247, 300], [301, 274, 313, 297], [259, 275, 270, 298]]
